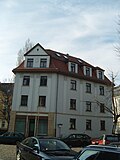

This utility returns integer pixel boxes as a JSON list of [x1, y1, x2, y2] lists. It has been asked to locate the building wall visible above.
[[11, 72, 112, 138]]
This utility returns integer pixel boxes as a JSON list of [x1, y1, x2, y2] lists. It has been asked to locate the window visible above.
[[70, 99, 76, 110], [86, 83, 91, 93], [38, 96, 46, 107], [23, 76, 30, 86], [70, 80, 76, 90], [40, 76, 47, 86], [98, 70, 103, 79], [86, 67, 91, 76], [86, 119, 91, 130], [86, 101, 91, 112], [27, 58, 33, 68], [99, 86, 104, 95], [70, 118, 76, 129], [71, 63, 76, 72], [100, 103, 105, 113], [21, 95, 28, 106], [1, 120, 5, 128], [100, 120, 105, 130], [40, 58, 47, 68]]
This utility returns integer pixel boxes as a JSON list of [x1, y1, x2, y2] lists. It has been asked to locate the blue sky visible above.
[[0, 0, 120, 85]]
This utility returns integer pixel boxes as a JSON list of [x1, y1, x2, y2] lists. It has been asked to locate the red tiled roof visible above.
[[12, 44, 112, 86]]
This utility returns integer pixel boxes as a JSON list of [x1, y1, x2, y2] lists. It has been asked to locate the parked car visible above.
[[73, 145, 120, 160], [0, 132, 25, 145], [109, 142, 120, 147], [91, 134, 120, 145], [61, 133, 91, 147], [16, 136, 77, 160]]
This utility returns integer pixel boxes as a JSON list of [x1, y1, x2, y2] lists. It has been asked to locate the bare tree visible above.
[[0, 83, 14, 131], [16, 38, 34, 66], [115, 15, 120, 55]]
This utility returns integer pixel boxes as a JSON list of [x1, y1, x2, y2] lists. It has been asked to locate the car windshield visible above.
[[78, 150, 99, 160], [106, 136, 119, 142], [39, 139, 70, 151]]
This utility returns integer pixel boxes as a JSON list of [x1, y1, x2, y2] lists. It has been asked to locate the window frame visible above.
[[21, 95, 28, 106], [40, 58, 47, 68], [40, 76, 47, 86], [100, 120, 105, 131], [70, 80, 76, 90], [71, 63, 76, 73], [86, 119, 91, 130], [70, 99, 76, 110], [70, 118, 76, 130], [23, 76, 30, 86], [86, 83, 91, 93], [26, 58, 33, 68], [99, 86, 104, 95], [86, 101, 92, 112], [38, 96, 46, 107], [100, 103, 105, 113]]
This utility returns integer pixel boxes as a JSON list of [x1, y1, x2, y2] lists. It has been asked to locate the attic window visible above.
[[56, 53, 61, 57], [37, 48, 39, 51], [78, 59, 82, 63], [64, 55, 68, 59]]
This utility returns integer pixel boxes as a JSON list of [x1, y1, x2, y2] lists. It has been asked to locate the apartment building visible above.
[[9, 43, 113, 138]]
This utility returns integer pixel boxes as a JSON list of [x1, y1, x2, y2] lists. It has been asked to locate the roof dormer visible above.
[[24, 43, 50, 68]]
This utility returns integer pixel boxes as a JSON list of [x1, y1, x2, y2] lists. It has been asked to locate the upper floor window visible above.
[[86, 101, 92, 112], [84, 66, 92, 77], [100, 120, 105, 130], [40, 58, 47, 68], [99, 86, 104, 95], [70, 80, 76, 90], [21, 95, 28, 106], [97, 70, 104, 80], [38, 96, 46, 107], [86, 67, 91, 76], [27, 58, 33, 68], [86, 83, 91, 93], [40, 76, 47, 86], [86, 119, 91, 130], [70, 99, 76, 110], [71, 63, 76, 72], [70, 118, 76, 130], [100, 103, 105, 113], [23, 76, 30, 86]]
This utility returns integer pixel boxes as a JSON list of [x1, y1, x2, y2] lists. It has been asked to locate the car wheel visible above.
[[16, 150, 22, 160]]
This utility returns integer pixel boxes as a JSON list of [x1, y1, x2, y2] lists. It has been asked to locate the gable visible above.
[[24, 43, 48, 56]]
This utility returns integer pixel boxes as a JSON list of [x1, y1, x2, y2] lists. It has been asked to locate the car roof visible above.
[[85, 145, 120, 153]]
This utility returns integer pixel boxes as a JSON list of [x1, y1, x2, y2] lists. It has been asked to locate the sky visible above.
[[0, 0, 120, 85]]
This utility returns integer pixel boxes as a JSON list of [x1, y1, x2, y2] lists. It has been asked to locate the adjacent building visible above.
[[0, 83, 14, 133], [114, 85, 120, 134], [9, 43, 113, 138]]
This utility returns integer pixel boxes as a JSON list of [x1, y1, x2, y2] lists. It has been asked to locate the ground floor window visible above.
[[86, 119, 91, 130], [38, 118, 48, 135], [15, 118, 26, 134], [69, 118, 76, 130]]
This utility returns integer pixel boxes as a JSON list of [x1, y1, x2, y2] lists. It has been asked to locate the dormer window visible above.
[[40, 58, 47, 68], [84, 66, 92, 77], [69, 62, 78, 73], [86, 67, 91, 76], [27, 58, 33, 68], [71, 63, 76, 72], [97, 70, 104, 80]]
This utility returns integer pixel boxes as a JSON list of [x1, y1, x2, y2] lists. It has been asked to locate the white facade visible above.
[[10, 43, 113, 138]]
